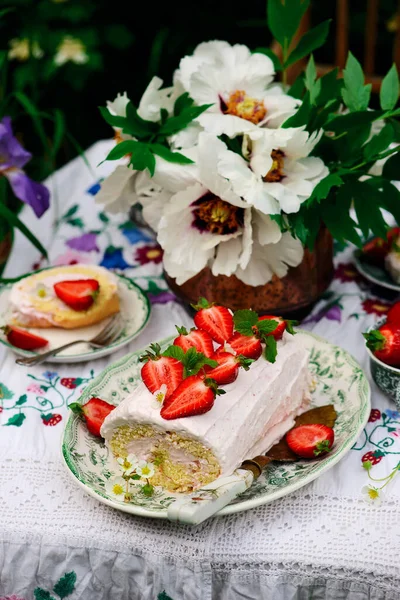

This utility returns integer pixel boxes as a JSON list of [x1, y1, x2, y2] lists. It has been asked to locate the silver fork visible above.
[[15, 314, 124, 366]]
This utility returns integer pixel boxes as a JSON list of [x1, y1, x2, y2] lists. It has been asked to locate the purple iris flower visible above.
[[0, 116, 50, 218], [66, 232, 99, 252]]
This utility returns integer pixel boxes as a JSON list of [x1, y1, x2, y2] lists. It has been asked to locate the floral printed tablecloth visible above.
[[1, 140, 400, 600]]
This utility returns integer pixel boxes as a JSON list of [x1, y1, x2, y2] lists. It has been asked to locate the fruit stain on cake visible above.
[[9, 265, 120, 329], [101, 301, 312, 493]]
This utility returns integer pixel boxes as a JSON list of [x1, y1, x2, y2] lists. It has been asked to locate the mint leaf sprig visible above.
[[162, 345, 217, 378], [99, 93, 212, 175]]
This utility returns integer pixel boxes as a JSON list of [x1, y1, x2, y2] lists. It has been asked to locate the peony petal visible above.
[[107, 92, 130, 117], [151, 151, 199, 193], [198, 113, 260, 138], [137, 76, 176, 122], [253, 211, 282, 245], [95, 165, 136, 214], [212, 237, 243, 276]]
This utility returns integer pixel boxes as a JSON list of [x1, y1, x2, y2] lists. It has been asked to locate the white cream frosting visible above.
[[101, 332, 311, 478], [9, 266, 118, 326]]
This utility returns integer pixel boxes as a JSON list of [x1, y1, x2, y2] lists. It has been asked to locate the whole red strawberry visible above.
[[3, 326, 48, 351], [205, 351, 254, 385], [139, 343, 184, 400], [286, 424, 335, 458], [364, 324, 400, 366], [387, 302, 400, 325], [192, 297, 233, 344], [161, 376, 225, 420], [54, 279, 99, 311], [61, 377, 78, 389], [69, 397, 115, 437], [173, 326, 214, 358], [362, 451, 383, 466], [41, 413, 62, 426]]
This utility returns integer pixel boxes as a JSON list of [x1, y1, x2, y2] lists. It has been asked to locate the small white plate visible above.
[[354, 249, 400, 292], [62, 330, 371, 520], [0, 273, 151, 363]]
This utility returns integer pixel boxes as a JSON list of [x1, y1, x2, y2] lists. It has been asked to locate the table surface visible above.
[[1, 141, 400, 600]]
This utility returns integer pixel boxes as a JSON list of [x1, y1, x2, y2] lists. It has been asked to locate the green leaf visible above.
[[380, 64, 399, 111], [382, 151, 400, 180], [257, 319, 279, 334], [341, 52, 371, 112], [326, 111, 378, 134], [316, 68, 342, 106], [233, 309, 259, 332], [363, 123, 394, 160], [15, 394, 27, 406], [125, 102, 159, 139], [34, 589, 56, 600], [99, 106, 126, 129], [304, 56, 321, 105], [0, 202, 48, 258], [14, 91, 48, 152], [287, 75, 305, 100], [320, 188, 362, 247], [105, 140, 137, 161], [307, 174, 343, 205], [162, 345, 185, 362], [159, 104, 213, 136], [174, 92, 194, 116], [376, 179, 400, 222], [5, 413, 26, 427], [129, 143, 156, 176], [150, 144, 194, 164], [352, 181, 388, 239], [264, 336, 277, 363], [160, 108, 169, 124], [254, 47, 282, 71], [267, 0, 310, 48], [182, 347, 217, 377], [285, 20, 331, 67], [53, 571, 77, 598], [282, 92, 311, 128]]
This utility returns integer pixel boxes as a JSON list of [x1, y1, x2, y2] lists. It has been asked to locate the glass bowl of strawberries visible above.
[[364, 302, 400, 406]]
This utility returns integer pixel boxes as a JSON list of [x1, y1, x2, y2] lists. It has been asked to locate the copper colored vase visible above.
[[165, 228, 334, 316]]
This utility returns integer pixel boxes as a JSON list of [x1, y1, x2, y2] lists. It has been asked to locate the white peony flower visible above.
[[136, 460, 155, 479], [117, 453, 138, 475], [107, 92, 130, 118], [216, 126, 328, 215], [138, 76, 177, 122], [54, 36, 88, 65], [174, 41, 299, 134]]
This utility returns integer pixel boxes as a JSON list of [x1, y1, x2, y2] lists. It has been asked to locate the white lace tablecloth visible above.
[[1, 141, 400, 600]]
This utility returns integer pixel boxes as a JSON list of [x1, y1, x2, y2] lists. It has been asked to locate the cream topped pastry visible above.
[[101, 302, 311, 493], [9, 265, 120, 329]]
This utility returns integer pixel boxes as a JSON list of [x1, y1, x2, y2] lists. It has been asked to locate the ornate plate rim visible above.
[[0, 268, 151, 362], [61, 330, 371, 519], [353, 248, 400, 292]]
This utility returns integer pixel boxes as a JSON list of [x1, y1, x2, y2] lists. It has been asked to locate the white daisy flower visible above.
[[174, 40, 299, 134], [105, 476, 127, 499], [217, 126, 328, 215], [116, 454, 138, 475], [8, 38, 43, 61], [54, 36, 89, 66], [361, 485, 384, 506], [136, 460, 155, 479]]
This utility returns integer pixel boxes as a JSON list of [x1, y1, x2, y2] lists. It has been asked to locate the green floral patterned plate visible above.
[[0, 272, 151, 363], [62, 330, 370, 518], [354, 248, 400, 291]]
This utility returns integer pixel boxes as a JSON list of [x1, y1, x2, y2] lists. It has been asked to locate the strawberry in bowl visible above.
[[364, 316, 400, 401]]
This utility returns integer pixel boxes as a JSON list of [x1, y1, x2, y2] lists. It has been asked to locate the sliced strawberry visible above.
[[69, 397, 115, 437], [387, 302, 400, 325], [258, 315, 287, 340], [286, 424, 335, 459], [173, 326, 214, 358], [204, 352, 253, 385], [54, 279, 100, 311], [192, 298, 233, 344], [363, 227, 400, 264], [364, 324, 400, 366], [161, 376, 224, 420], [140, 343, 184, 399], [3, 325, 48, 350], [227, 331, 262, 360]]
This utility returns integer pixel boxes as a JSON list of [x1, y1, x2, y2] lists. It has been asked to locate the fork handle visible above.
[[15, 340, 102, 366]]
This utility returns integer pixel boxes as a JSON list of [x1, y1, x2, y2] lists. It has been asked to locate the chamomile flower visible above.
[[116, 454, 138, 475], [136, 460, 155, 479], [153, 384, 167, 405], [105, 476, 127, 499], [361, 484, 384, 506]]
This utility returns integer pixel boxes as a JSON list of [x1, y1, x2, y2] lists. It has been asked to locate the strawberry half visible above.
[[258, 315, 297, 340], [205, 352, 253, 385], [160, 375, 224, 420], [54, 279, 100, 311], [286, 424, 334, 459], [364, 324, 400, 367], [140, 343, 184, 399], [69, 397, 115, 437], [3, 325, 48, 350], [192, 297, 233, 344], [173, 326, 214, 358], [387, 302, 400, 325], [227, 331, 262, 360]]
